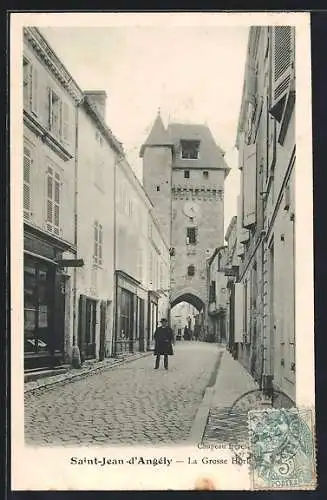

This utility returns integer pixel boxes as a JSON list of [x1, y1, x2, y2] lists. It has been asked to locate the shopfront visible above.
[[24, 226, 73, 370], [114, 270, 140, 355], [147, 291, 159, 350]]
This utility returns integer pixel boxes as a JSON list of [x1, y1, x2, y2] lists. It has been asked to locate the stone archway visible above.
[[170, 287, 205, 312], [170, 292, 205, 312]]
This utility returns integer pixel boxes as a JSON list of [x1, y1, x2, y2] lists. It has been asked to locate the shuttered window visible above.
[[94, 221, 103, 266], [270, 26, 295, 122], [23, 58, 38, 115], [237, 193, 250, 253], [23, 146, 32, 220], [243, 142, 257, 228], [48, 89, 62, 139], [46, 167, 60, 235], [234, 283, 244, 342], [62, 101, 71, 144]]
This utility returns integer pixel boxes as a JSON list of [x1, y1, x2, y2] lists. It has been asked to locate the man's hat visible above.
[[160, 318, 167, 323]]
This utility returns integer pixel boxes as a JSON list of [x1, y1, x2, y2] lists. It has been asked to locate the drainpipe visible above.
[[112, 155, 117, 356], [112, 153, 122, 357], [71, 97, 84, 368], [168, 146, 173, 325]]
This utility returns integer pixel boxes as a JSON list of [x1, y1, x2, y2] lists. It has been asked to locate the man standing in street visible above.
[[154, 318, 174, 370]]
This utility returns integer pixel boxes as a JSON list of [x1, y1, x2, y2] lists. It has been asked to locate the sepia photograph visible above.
[[11, 12, 315, 491]]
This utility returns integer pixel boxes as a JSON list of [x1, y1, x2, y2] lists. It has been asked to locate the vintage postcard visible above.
[[10, 11, 315, 491]]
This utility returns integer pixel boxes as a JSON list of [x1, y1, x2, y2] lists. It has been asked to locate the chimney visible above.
[[84, 90, 107, 119]]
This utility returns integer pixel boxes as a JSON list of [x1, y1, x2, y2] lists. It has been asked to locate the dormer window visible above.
[[180, 140, 200, 160]]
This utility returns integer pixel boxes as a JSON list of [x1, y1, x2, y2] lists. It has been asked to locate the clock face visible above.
[[183, 201, 200, 218]]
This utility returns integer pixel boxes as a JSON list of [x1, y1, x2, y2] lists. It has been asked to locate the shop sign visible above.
[[56, 259, 84, 267]]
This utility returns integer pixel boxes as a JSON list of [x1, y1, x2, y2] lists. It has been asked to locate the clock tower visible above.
[[141, 117, 230, 321]]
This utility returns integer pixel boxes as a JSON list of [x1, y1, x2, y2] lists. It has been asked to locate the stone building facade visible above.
[[235, 26, 296, 402], [23, 27, 83, 369], [207, 246, 229, 344], [114, 156, 170, 355], [75, 91, 123, 362], [141, 115, 230, 325], [22, 28, 170, 371]]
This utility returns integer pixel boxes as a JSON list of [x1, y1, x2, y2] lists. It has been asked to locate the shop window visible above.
[[23, 57, 38, 115], [24, 258, 56, 358], [46, 166, 61, 236], [120, 288, 134, 340], [78, 295, 96, 359], [94, 220, 103, 266], [184, 170, 190, 178], [180, 140, 200, 160], [23, 146, 32, 220]]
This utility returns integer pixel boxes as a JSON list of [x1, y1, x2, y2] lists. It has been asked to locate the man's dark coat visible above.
[[154, 326, 174, 355]]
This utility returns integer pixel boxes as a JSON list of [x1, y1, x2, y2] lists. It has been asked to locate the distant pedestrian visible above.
[[154, 318, 174, 370], [184, 325, 190, 341]]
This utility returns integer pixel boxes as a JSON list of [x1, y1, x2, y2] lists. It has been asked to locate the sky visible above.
[[40, 25, 248, 234]]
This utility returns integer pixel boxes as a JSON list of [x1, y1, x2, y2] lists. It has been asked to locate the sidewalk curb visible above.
[[189, 349, 225, 443], [24, 351, 152, 396]]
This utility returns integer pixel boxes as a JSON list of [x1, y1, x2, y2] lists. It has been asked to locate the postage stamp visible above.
[[248, 408, 316, 490]]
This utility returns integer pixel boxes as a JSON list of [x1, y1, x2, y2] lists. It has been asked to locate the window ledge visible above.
[[23, 110, 73, 162]]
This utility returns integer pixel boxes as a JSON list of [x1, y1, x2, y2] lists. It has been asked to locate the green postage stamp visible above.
[[248, 408, 316, 490]]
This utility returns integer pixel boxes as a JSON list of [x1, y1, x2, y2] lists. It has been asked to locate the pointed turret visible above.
[[140, 111, 174, 157]]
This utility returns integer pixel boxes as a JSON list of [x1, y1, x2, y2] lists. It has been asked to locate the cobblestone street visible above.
[[25, 342, 220, 446]]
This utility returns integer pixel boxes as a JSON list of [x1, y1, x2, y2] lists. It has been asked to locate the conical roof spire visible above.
[[140, 111, 173, 157]]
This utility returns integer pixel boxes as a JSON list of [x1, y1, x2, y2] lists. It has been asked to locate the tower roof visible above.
[[167, 123, 230, 173], [140, 112, 174, 157]]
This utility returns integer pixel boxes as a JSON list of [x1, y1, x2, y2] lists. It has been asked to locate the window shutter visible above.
[[243, 142, 257, 228], [234, 282, 244, 342], [238, 133, 245, 170], [270, 26, 294, 122], [54, 173, 60, 234], [245, 280, 251, 343], [62, 102, 70, 144], [31, 67, 38, 115], [59, 100, 63, 139], [267, 108, 276, 173], [48, 88, 53, 130], [78, 294, 87, 360], [46, 167, 60, 234], [23, 59, 29, 109], [28, 64, 33, 111], [46, 168, 53, 228], [237, 194, 249, 253], [23, 147, 32, 219]]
